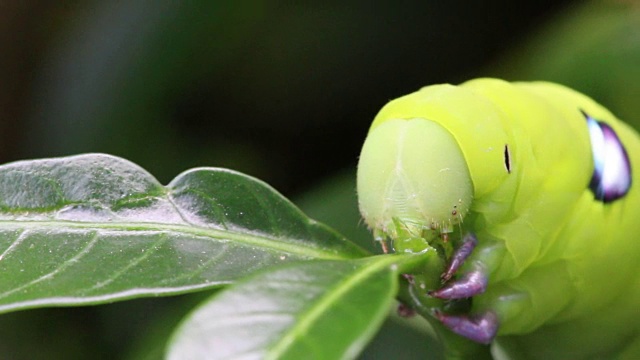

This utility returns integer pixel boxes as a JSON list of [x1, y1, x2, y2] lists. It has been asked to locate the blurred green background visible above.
[[0, 0, 638, 359]]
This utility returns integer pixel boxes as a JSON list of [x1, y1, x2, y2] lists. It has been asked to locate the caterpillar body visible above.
[[357, 78, 640, 359]]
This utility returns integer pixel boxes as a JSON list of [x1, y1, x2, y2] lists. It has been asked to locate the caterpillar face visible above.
[[357, 83, 516, 253], [357, 118, 473, 244]]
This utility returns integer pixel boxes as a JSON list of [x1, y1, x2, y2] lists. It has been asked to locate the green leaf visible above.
[[0, 154, 367, 313], [165, 253, 433, 360]]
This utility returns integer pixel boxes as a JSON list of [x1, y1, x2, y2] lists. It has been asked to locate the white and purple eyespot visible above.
[[583, 110, 632, 203]]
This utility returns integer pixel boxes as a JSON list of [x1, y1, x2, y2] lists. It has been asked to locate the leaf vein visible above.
[[0, 228, 28, 261], [266, 257, 400, 358], [0, 230, 101, 300], [80, 232, 170, 294]]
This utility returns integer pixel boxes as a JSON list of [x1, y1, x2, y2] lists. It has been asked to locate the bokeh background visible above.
[[0, 1, 638, 359]]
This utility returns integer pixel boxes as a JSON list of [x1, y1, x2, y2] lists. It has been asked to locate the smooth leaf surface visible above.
[[166, 253, 433, 360], [0, 154, 367, 313]]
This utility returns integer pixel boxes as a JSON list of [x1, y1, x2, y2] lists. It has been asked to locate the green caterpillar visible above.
[[356, 78, 640, 358]]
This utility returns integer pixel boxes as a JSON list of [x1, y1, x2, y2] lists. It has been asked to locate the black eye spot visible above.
[[582, 110, 632, 203], [504, 144, 511, 174]]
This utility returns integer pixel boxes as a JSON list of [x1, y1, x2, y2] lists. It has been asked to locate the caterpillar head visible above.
[[357, 82, 514, 252], [357, 117, 473, 247]]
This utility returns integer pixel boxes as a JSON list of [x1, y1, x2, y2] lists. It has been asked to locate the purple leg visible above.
[[434, 310, 498, 344], [442, 233, 478, 282], [429, 264, 487, 299]]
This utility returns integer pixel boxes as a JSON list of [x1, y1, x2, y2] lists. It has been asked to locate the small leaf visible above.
[[0, 154, 367, 313], [166, 253, 433, 360]]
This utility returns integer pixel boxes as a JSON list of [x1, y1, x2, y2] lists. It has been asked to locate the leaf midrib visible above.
[[0, 220, 354, 260], [266, 255, 408, 359]]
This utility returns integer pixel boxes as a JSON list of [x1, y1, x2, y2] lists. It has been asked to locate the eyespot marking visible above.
[[582, 110, 632, 203]]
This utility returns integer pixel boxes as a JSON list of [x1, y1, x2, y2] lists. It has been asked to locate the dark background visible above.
[[1, 1, 578, 196], [1, 1, 638, 359]]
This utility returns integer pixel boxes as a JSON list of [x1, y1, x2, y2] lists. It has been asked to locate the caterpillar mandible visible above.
[[357, 78, 640, 359]]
